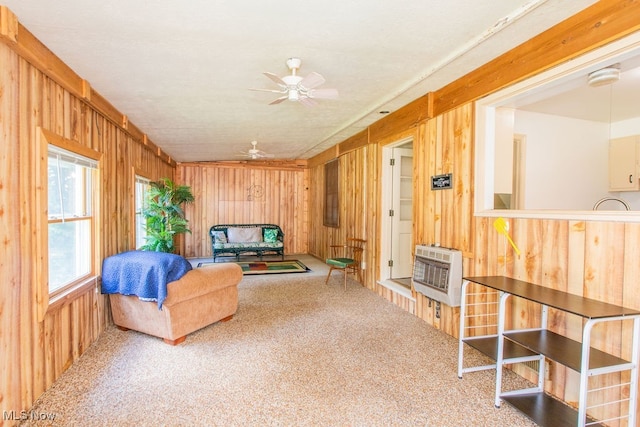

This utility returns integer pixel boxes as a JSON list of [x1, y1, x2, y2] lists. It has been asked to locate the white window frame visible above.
[[36, 128, 101, 318], [134, 171, 151, 249]]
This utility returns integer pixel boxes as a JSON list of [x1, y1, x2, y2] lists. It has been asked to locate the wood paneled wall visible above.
[[0, 8, 175, 424], [2, 1, 640, 426], [308, 144, 378, 287], [306, 1, 640, 422], [177, 161, 309, 258], [471, 218, 640, 411], [307, 105, 474, 332]]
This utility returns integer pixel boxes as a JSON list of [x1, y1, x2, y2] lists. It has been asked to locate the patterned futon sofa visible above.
[[209, 224, 284, 262]]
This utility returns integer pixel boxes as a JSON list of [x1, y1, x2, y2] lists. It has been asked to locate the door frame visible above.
[[379, 137, 414, 287]]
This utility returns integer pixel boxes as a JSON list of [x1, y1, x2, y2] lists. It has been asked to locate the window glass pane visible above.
[[135, 176, 150, 249], [324, 159, 339, 227], [47, 144, 97, 293], [48, 145, 98, 169], [48, 219, 91, 291], [48, 157, 92, 219]]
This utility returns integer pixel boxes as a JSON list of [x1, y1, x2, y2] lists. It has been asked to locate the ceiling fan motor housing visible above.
[[286, 57, 302, 71], [281, 75, 303, 100]]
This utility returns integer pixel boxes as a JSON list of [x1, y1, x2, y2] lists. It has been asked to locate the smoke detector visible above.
[[587, 65, 620, 87]]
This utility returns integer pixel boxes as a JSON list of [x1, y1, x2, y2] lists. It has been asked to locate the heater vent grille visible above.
[[412, 245, 463, 306]]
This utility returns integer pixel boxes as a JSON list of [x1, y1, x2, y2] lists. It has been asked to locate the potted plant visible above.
[[140, 177, 195, 253]]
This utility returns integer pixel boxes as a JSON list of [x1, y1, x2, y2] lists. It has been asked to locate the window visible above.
[[134, 174, 151, 249], [47, 145, 98, 294], [324, 159, 340, 227]]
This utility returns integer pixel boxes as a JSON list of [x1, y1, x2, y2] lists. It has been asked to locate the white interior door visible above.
[[391, 147, 413, 279]]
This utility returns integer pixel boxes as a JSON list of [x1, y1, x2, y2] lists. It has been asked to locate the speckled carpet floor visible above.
[[22, 256, 536, 427]]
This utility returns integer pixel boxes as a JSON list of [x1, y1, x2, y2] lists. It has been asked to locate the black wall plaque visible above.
[[431, 173, 452, 190]]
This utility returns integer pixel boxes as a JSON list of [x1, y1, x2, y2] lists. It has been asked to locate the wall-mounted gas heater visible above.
[[412, 245, 463, 307]]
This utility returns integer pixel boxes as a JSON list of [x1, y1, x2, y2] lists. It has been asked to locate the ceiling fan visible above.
[[250, 57, 339, 106], [238, 140, 275, 160]]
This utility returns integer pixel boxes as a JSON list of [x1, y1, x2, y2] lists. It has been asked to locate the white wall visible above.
[[494, 108, 515, 194], [514, 110, 610, 210]]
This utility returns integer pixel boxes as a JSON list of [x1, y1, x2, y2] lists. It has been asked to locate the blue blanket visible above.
[[101, 250, 192, 309]]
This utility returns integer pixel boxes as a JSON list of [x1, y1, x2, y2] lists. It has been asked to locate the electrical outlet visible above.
[[545, 360, 552, 381]]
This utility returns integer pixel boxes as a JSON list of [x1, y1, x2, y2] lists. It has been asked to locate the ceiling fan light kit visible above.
[[288, 89, 300, 101], [250, 57, 339, 106]]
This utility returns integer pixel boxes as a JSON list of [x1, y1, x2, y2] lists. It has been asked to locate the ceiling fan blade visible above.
[[249, 87, 286, 94], [269, 95, 288, 105], [263, 72, 288, 87], [257, 152, 275, 158], [299, 72, 325, 90], [298, 97, 318, 107], [308, 88, 339, 99]]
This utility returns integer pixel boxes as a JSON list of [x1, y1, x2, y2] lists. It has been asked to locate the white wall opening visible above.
[[475, 31, 640, 221]]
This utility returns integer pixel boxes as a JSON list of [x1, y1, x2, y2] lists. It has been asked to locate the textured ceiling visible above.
[[2, 1, 598, 162]]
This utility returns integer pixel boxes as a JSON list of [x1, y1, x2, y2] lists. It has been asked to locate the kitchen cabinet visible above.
[[458, 276, 640, 427], [609, 135, 640, 191]]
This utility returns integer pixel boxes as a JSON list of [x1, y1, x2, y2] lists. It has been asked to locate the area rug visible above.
[[197, 259, 310, 275]]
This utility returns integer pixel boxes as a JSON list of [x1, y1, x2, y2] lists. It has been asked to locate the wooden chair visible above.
[[325, 238, 366, 289]]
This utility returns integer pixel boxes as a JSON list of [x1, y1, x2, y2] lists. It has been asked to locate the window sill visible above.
[[475, 209, 640, 223], [47, 276, 98, 314]]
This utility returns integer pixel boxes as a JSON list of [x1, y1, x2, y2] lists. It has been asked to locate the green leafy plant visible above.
[[140, 177, 195, 253]]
